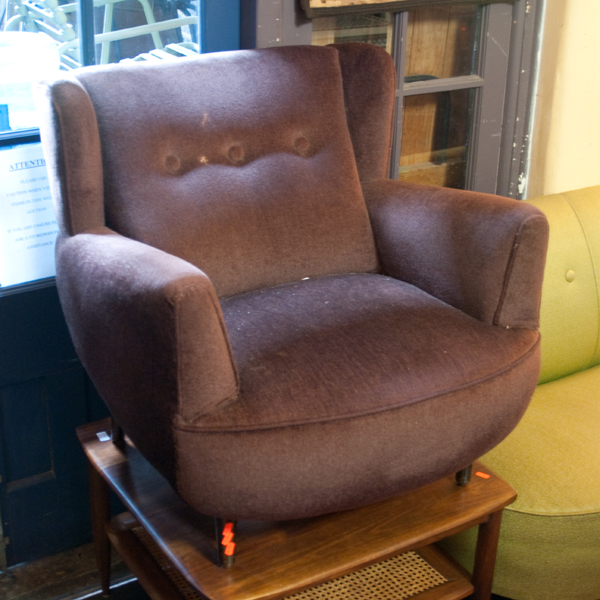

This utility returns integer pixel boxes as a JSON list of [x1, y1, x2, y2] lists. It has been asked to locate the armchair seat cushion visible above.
[[173, 273, 541, 520]]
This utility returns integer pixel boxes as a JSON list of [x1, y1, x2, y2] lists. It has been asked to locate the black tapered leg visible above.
[[215, 518, 237, 568], [455, 463, 473, 486], [111, 415, 124, 447]]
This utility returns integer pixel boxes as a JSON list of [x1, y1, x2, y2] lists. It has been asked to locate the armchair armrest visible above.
[[363, 180, 549, 329], [56, 228, 238, 478]]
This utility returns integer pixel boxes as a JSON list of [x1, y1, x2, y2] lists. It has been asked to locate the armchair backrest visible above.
[[39, 45, 395, 297]]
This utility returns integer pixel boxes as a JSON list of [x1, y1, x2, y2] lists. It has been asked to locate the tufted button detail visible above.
[[566, 269, 576, 282], [228, 145, 244, 162], [294, 136, 310, 154], [165, 155, 181, 174]]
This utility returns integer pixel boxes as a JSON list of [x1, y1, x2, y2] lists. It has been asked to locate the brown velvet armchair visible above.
[[35, 44, 548, 528]]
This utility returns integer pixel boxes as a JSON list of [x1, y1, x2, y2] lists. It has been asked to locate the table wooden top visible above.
[[77, 418, 516, 600]]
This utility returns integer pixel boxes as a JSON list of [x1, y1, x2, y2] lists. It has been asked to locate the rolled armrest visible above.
[[56, 228, 238, 479], [363, 180, 549, 328]]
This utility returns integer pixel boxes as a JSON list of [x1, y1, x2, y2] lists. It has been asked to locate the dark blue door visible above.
[[0, 284, 108, 566]]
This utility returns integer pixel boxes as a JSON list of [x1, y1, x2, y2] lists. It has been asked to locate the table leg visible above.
[[88, 460, 112, 596], [470, 509, 504, 600]]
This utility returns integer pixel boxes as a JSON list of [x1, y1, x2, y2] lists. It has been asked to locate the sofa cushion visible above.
[[210, 273, 538, 430], [172, 273, 541, 519], [74, 46, 378, 298]]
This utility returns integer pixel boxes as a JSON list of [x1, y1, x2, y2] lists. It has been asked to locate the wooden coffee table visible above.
[[77, 418, 516, 600]]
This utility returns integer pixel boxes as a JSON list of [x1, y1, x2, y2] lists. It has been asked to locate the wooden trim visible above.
[[300, 0, 513, 19], [107, 516, 195, 600], [471, 510, 504, 600], [88, 460, 111, 595], [403, 75, 484, 96]]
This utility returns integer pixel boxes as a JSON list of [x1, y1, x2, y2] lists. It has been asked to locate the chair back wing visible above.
[[333, 43, 397, 182], [66, 45, 378, 297], [34, 77, 106, 237]]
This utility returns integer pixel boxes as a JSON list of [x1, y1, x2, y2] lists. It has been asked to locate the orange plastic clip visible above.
[[475, 471, 491, 479], [221, 522, 236, 556], [224, 542, 236, 556]]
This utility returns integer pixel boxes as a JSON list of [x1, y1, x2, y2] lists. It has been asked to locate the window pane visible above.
[[1, 0, 199, 288], [92, 0, 199, 65], [0, 32, 61, 132], [399, 89, 475, 190], [405, 4, 480, 79], [311, 13, 393, 53], [0, 0, 199, 134]]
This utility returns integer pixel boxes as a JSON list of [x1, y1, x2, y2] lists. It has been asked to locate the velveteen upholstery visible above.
[[35, 43, 549, 521], [332, 42, 396, 181], [442, 186, 600, 600], [73, 45, 378, 298]]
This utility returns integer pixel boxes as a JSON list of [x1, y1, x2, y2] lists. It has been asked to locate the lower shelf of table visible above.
[[108, 512, 474, 600]]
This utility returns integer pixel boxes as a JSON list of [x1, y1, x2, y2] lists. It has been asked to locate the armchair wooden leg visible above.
[[88, 460, 112, 596], [110, 415, 124, 447], [471, 509, 504, 600], [455, 464, 473, 486], [215, 518, 237, 569]]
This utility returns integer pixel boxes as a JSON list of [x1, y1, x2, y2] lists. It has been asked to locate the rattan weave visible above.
[[285, 551, 447, 599]]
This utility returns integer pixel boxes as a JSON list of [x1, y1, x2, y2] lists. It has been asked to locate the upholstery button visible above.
[[165, 155, 181, 173], [566, 269, 576, 282], [228, 145, 244, 162], [294, 136, 310, 154]]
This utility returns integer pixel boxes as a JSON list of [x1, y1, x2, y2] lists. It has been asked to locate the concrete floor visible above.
[[0, 543, 149, 600]]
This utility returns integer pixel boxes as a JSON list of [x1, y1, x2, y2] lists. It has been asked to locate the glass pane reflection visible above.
[[405, 4, 480, 79], [0, 0, 198, 134], [399, 89, 475, 190], [92, 0, 199, 65], [311, 13, 393, 53]]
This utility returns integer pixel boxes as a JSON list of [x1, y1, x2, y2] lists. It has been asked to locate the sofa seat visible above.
[[173, 273, 541, 520], [444, 364, 600, 600]]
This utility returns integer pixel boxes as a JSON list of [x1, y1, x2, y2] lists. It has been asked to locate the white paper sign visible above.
[[0, 143, 58, 288]]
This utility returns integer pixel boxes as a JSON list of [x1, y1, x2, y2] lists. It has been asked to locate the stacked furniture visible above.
[[35, 42, 549, 598]]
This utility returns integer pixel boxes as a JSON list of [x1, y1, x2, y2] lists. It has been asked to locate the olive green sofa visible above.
[[442, 185, 600, 600]]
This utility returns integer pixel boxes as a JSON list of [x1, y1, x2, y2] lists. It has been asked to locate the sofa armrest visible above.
[[363, 180, 549, 328], [56, 228, 239, 478]]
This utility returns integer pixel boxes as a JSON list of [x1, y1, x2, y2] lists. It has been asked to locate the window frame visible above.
[[387, 6, 512, 193], [241, 0, 544, 198]]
